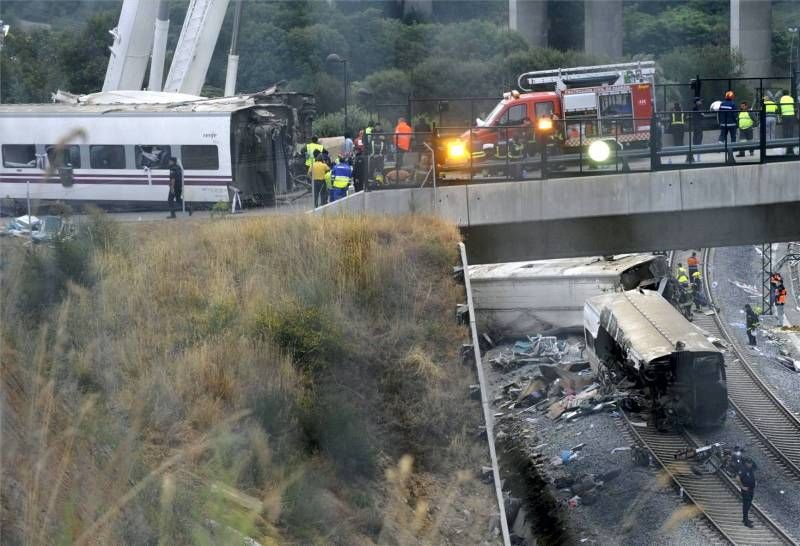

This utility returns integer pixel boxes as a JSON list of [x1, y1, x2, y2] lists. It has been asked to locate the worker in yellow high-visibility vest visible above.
[[763, 96, 778, 141], [669, 102, 685, 146], [305, 136, 323, 168], [779, 90, 796, 155], [737, 102, 755, 157]]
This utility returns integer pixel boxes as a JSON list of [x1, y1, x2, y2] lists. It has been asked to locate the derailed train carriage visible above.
[[0, 89, 315, 210], [584, 290, 727, 429]]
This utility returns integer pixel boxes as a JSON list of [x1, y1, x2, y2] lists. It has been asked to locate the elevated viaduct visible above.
[[510, 0, 772, 79], [319, 161, 800, 264]]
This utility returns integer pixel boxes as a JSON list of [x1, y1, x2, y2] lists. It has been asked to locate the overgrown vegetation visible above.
[[0, 213, 495, 545]]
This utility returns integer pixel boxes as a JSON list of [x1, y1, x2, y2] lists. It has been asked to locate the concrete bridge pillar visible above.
[[509, 0, 548, 48], [584, 0, 623, 60], [401, 0, 433, 19], [730, 0, 772, 79]]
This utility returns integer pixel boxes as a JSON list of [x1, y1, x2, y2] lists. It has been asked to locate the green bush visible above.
[[312, 105, 372, 137], [268, 304, 343, 372]]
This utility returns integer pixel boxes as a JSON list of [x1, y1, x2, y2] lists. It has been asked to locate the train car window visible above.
[[90, 145, 126, 169], [2, 145, 37, 168], [181, 145, 219, 170], [46, 145, 81, 169], [135, 145, 171, 169]]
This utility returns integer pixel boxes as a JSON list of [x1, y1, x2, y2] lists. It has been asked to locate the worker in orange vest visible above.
[[776, 283, 787, 324], [687, 252, 699, 278], [394, 117, 413, 168]]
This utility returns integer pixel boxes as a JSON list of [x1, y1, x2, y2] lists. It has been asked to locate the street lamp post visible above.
[[0, 21, 10, 104], [790, 28, 799, 97], [326, 53, 348, 135]]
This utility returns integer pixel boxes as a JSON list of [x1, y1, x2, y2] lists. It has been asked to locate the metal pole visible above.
[[343, 59, 348, 136], [26, 180, 31, 223]]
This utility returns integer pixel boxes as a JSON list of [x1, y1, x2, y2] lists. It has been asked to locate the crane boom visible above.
[[163, 0, 230, 96], [102, 0, 158, 92]]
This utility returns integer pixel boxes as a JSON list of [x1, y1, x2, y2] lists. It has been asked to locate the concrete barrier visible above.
[[317, 162, 800, 262]]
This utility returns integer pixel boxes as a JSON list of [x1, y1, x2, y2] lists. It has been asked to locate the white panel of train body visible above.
[[0, 105, 233, 206], [468, 253, 668, 336]]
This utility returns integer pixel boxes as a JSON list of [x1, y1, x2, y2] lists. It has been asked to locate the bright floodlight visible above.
[[447, 140, 466, 160], [588, 140, 611, 162]]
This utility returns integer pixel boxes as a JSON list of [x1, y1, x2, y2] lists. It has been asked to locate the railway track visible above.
[[621, 410, 795, 545], [686, 249, 800, 479], [613, 249, 800, 545]]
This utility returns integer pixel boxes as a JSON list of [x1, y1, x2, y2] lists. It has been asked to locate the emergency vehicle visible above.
[[448, 61, 657, 163]]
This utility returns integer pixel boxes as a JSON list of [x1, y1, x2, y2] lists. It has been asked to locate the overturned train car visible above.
[[469, 253, 669, 336], [584, 290, 727, 429], [0, 90, 315, 210]]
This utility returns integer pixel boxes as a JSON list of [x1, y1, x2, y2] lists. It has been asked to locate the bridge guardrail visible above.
[[348, 102, 799, 192]]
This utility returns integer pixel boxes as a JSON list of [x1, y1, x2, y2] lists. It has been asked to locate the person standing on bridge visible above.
[[745, 304, 759, 346], [763, 95, 778, 142], [717, 91, 738, 146], [738, 457, 757, 528], [669, 103, 685, 147], [736, 102, 755, 157], [688, 98, 705, 163], [779, 90, 796, 156]]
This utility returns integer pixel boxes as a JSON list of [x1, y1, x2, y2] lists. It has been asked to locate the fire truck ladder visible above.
[[518, 61, 656, 92]]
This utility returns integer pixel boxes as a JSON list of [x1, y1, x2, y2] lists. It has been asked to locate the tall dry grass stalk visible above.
[[1, 212, 497, 545]]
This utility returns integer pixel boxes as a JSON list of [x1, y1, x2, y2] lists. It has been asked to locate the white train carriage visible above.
[[468, 253, 669, 335], [0, 91, 313, 210]]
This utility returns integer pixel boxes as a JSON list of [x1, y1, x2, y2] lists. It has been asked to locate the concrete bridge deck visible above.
[[319, 161, 800, 264]]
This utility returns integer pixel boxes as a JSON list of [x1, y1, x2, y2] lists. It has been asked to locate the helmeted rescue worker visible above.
[[737, 102, 755, 157], [763, 96, 778, 141], [677, 263, 688, 279], [669, 102, 685, 146], [776, 283, 788, 324], [745, 304, 759, 346], [779, 90, 796, 155], [305, 136, 323, 169], [329, 156, 352, 202], [691, 271, 711, 311], [718, 91, 738, 145]]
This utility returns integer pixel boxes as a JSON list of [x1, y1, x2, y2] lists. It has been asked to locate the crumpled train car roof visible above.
[[469, 253, 662, 281], [586, 290, 718, 363]]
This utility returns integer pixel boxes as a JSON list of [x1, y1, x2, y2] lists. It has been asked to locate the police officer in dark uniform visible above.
[[168, 156, 183, 219], [738, 458, 757, 527]]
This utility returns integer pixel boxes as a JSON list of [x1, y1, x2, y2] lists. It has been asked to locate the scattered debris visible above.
[[611, 446, 631, 454], [728, 279, 761, 297]]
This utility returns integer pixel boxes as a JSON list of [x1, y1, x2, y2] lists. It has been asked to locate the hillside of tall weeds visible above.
[[0, 211, 497, 545]]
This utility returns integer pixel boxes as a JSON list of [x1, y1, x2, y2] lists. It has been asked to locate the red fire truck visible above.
[[449, 61, 657, 162]]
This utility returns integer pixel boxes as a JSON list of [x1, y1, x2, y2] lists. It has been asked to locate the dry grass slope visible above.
[[1, 212, 498, 546]]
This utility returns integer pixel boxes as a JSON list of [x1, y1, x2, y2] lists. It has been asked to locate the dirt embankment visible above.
[[1, 212, 500, 546]]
